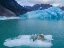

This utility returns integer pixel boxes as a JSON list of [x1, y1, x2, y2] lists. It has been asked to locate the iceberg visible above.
[[20, 7, 64, 19]]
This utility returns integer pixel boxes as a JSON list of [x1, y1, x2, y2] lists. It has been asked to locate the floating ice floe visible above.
[[0, 16, 19, 20], [3, 34, 53, 47]]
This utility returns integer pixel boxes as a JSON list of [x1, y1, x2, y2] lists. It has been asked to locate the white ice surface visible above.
[[3, 35, 53, 47]]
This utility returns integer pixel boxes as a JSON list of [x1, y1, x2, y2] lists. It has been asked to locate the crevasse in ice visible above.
[[20, 7, 64, 19]]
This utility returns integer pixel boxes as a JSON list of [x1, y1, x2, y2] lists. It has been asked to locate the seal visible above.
[[32, 34, 44, 41], [39, 34, 44, 40]]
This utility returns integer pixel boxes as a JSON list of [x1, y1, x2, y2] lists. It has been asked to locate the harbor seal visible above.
[[32, 34, 44, 41]]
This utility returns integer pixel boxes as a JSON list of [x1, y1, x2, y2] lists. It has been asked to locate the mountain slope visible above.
[[0, 0, 30, 16], [0, 4, 16, 17]]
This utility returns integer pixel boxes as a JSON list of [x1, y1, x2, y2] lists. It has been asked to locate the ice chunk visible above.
[[3, 34, 53, 47]]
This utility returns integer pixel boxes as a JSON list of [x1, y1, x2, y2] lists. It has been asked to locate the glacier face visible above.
[[20, 7, 64, 19]]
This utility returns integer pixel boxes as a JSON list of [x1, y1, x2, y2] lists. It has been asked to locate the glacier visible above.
[[20, 7, 64, 19]]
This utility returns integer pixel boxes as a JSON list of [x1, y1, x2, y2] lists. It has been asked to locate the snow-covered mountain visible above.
[[24, 4, 64, 11], [24, 4, 52, 11]]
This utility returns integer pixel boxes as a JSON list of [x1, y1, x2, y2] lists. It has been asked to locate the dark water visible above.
[[0, 19, 64, 48]]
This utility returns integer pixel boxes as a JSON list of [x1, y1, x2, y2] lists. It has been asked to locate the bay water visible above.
[[0, 19, 64, 48]]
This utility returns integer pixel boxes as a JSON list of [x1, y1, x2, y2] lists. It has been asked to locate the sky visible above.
[[15, 0, 64, 6]]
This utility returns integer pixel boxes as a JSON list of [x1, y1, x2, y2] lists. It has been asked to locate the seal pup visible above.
[[33, 34, 38, 41]]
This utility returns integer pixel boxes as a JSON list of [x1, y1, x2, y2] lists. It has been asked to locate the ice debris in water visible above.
[[0, 16, 19, 20]]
